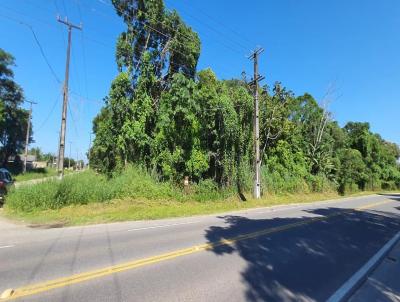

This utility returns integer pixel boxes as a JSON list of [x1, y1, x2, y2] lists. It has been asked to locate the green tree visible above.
[[0, 48, 31, 166], [337, 148, 367, 193], [112, 0, 200, 84]]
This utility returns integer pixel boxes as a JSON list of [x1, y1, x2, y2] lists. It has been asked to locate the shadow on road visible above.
[[204, 205, 400, 302], [378, 193, 400, 202]]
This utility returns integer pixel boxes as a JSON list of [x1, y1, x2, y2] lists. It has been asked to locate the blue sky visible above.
[[0, 0, 399, 160]]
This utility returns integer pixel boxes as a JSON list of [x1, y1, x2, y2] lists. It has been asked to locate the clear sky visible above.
[[0, 0, 399, 161]]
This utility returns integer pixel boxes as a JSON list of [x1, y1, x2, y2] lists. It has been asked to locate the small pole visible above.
[[23, 100, 37, 173]]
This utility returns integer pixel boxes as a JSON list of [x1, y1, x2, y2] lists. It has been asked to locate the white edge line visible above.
[[127, 221, 199, 232], [327, 230, 400, 302], [0, 245, 15, 249]]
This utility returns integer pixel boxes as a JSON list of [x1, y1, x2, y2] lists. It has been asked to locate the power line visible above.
[[98, 0, 250, 51], [1, 12, 102, 102], [0, 13, 98, 101], [173, 0, 257, 48], [0, 14, 66, 136], [29, 25, 62, 84], [1, 10, 242, 92], [1, 2, 245, 97], [71, 44, 83, 102], [36, 93, 62, 131], [81, 3, 244, 76], [76, 0, 90, 100], [69, 92, 103, 104], [3, 1, 244, 76], [0, 14, 62, 84], [67, 101, 79, 137], [94, 0, 245, 56], [164, 0, 248, 52], [87, 4, 201, 56], [53, 0, 61, 14], [0, 3, 111, 51], [0, 3, 55, 29], [61, 0, 69, 17]]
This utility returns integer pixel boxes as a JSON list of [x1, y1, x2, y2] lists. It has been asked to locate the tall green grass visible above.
[[5, 166, 235, 212], [6, 164, 341, 214]]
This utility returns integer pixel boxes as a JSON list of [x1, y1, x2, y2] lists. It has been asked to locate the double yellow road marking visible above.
[[2, 199, 391, 300]]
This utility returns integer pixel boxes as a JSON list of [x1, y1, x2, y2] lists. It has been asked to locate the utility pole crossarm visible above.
[[57, 16, 82, 30], [248, 75, 265, 87], [249, 47, 265, 199]]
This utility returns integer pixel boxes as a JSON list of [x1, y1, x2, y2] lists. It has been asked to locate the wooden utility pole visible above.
[[23, 100, 37, 173], [249, 48, 265, 199], [57, 16, 82, 178]]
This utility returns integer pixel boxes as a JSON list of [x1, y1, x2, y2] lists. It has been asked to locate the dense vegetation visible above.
[[90, 0, 400, 196]]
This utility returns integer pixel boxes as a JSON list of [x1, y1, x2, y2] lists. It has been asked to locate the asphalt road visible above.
[[0, 194, 399, 302]]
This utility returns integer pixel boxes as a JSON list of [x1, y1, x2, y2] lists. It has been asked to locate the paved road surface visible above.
[[0, 194, 399, 301]]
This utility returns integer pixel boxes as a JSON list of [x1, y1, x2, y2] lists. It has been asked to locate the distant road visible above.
[[0, 194, 399, 301]]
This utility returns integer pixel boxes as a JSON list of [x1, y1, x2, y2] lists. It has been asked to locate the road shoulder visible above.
[[349, 234, 400, 302]]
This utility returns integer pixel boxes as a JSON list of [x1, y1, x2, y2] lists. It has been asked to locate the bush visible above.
[[365, 179, 382, 191], [262, 170, 309, 194], [113, 166, 178, 200], [381, 181, 397, 190], [338, 182, 359, 195], [307, 174, 336, 193]]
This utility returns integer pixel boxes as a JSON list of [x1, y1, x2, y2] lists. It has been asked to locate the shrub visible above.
[[262, 170, 309, 194], [307, 174, 336, 193], [113, 165, 179, 200], [338, 182, 359, 195], [381, 181, 397, 190]]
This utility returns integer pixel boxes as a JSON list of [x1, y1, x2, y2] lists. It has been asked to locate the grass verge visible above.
[[3, 166, 397, 226], [2, 190, 388, 226]]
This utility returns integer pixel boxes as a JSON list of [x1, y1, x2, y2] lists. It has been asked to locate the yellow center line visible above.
[[2, 199, 391, 301]]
